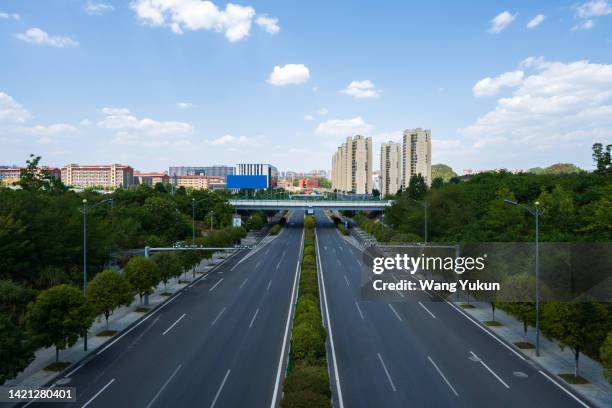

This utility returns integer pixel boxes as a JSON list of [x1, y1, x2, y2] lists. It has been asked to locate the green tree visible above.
[[124, 257, 160, 304], [498, 273, 537, 334], [0, 279, 35, 323], [87, 270, 134, 329], [542, 302, 609, 377], [25, 284, 94, 363], [592, 143, 612, 174], [245, 213, 264, 230], [406, 174, 428, 200], [601, 331, 612, 383], [0, 314, 35, 383], [152, 252, 183, 291], [17, 154, 65, 192], [0, 214, 32, 281]]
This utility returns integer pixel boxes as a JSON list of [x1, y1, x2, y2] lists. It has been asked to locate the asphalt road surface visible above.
[[314, 210, 593, 408], [21, 211, 304, 408]]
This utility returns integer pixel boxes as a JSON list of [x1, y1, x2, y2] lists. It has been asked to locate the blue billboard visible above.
[[226, 175, 267, 189]]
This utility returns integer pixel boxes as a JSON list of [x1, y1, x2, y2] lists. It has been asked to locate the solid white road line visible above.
[[266, 279, 272, 291], [265, 249, 270, 256], [470, 351, 509, 389], [146, 364, 182, 408], [211, 307, 226, 326], [256, 261, 261, 268], [377, 353, 397, 392], [81, 378, 115, 408], [239, 278, 248, 289], [344, 275, 350, 287], [162, 313, 186, 336], [355, 302, 365, 320], [388, 304, 403, 321], [428, 356, 459, 397], [336, 259, 342, 267], [442, 297, 525, 361], [418, 301, 436, 319], [64, 363, 84, 378], [539, 370, 590, 408], [210, 369, 231, 408], [270, 229, 304, 408], [315, 228, 344, 408], [276, 260, 282, 270], [96, 293, 182, 356], [249, 308, 260, 329], [209, 278, 223, 292]]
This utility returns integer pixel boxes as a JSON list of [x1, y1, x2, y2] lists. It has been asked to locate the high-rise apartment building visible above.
[[331, 135, 373, 194], [402, 128, 432, 187], [380, 141, 402, 196], [61, 164, 134, 189]]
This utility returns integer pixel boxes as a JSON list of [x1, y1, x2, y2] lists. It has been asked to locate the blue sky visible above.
[[1, 0, 611, 174]]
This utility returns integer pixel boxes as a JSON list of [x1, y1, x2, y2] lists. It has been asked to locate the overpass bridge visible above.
[[228, 198, 392, 211]]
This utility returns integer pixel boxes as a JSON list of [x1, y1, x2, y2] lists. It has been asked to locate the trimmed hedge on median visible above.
[[281, 215, 331, 408], [270, 224, 282, 235]]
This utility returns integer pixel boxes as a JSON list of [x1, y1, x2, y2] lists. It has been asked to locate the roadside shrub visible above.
[[291, 321, 326, 365], [337, 224, 349, 236], [270, 224, 282, 235]]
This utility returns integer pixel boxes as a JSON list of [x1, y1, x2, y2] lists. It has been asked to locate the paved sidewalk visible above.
[[2, 251, 233, 390], [451, 299, 612, 408]]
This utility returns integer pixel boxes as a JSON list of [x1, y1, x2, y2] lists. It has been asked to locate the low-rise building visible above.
[[134, 172, 170, 186], [298, 179, 320, 189], [61, 164, 134, 189], [0, 166, 61, 186], [175, 175, 226, 190]]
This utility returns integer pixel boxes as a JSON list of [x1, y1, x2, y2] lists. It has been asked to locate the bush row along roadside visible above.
[[281, 215, 331, 408]]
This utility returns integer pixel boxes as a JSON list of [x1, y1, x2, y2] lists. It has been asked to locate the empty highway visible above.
[[23, 211, 304, 408], [314, 211, 592, 408]]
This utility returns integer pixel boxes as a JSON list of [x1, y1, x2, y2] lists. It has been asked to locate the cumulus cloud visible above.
[[268, 64, 310, 86], [527, 14, 545, 29], [130, 0, 277, 42], [488, 11, 517, 33], [256, 14, 279, 34], [177, 102, 195, 109], [340, 80, 381, 98], [20, 123, 78, 136], [84, 2, 114, 15], [0, 92, 31, 123], [98, 107, 193, 145], [316, 107, 329, 115], [16, 28, 79, 47], [473, 70, 524, 97], [463, 57, 612, 153], [315, 116, 373, 137], [304, 115, 314, 121], [0, 11, 20, 20], [210, 134, 262, 146], [575, 0, 612, 18]]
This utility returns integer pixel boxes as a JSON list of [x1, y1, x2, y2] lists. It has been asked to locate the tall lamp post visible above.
[[82, 197, 113, 351], [504, 199, 541, 356], [411, 198, 428, 245]]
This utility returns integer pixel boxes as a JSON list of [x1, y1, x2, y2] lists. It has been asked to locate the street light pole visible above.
[[504, 199, 541, 357]]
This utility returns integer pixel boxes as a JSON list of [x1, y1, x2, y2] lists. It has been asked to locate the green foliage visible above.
[[541, 163, 583, 175], [245, 214, 264, 231], [152, 252, 183, 289], [337, 224, 349, 235], [0, 279, 36, 324], [282, 365, 331, 408], [407, 174, 428, 200], [25, 284, 94, 362], [592, 143, 612, 175], [601, 331, 612, 383], [16, 154, 66, 193], [304, 215, 315, 230], [124, 257, 160, 303], [87, 270, 133, 327], [270, 224, 282, 235], [0, 313, 35, 383], [431, 164, 457, 182]]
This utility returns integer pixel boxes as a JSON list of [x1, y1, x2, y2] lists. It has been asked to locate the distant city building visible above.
[[309, 169, 329, 178], [402, 128, 432, 187], [380, 141, 402, 196], [298, 179, 320, 189], [0, 166, 61, 186], [331, 135, 373, 194], [372, 170, 381, 192], [235, 163, 279, 188], [133, 172, 170, 186], [282, 171, 302, 180], [61, 164, 133, 189], [168, 166, 235, 178], [174, 175, 226, 190], [277, 179, 294, 190]]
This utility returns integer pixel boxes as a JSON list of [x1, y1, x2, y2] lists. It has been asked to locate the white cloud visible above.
[[0, 92, 31, 123], [210, 134, 262, 146], [463, 57, 612, 153], [84, 2, 114, 15], [316, 107, 329, 115], [130, 0, 276, 42], [16, 28, 79, 47], [177, 102, 195, 109], [0, 12, 20, 20], [527, 14, 545, 29], [20, 123, 78, 136], [573, 19, 595, 30], [256, 14, 279, 34], [473, 70, 524, 97], [488, 11, 517, 33], [304, 115, 314, 121], [268, 64, 310, 86], [315, 116, 373, 137], [79, 119, 93, 126], [575, 0, 612, 18], [98, 107, 193, 139], [340, 80, 381, 98]]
